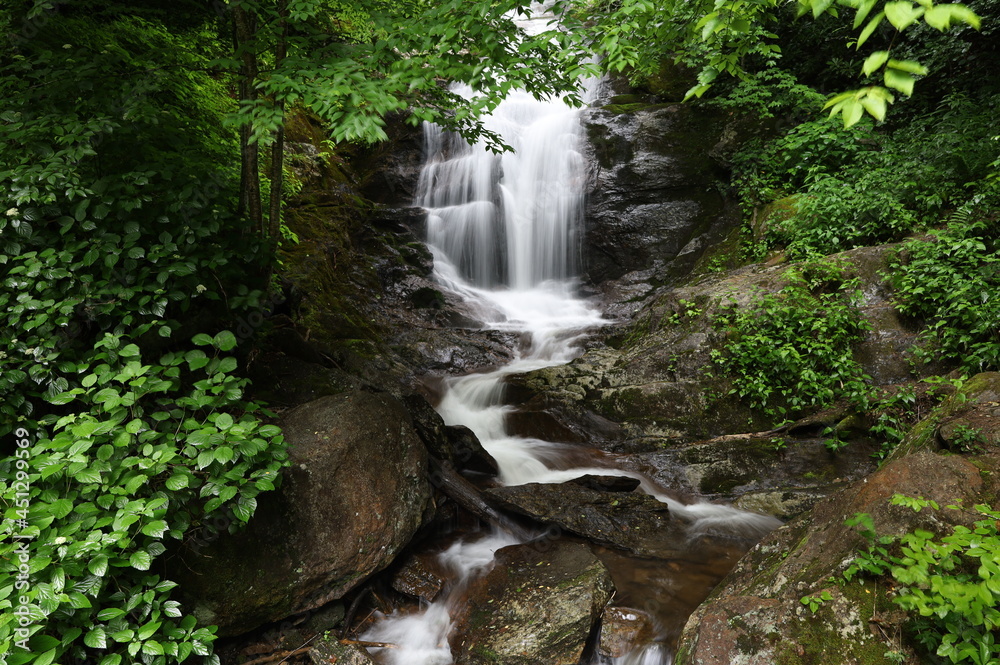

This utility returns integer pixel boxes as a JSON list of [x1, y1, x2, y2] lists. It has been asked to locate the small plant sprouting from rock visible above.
[[800, 590, 833, 613], [949, 424, 986, 453]]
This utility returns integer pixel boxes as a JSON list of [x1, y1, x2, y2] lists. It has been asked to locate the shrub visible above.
[[0, 331, 288, 665], [888, 217, 1000, 373], [712, 258, 871, 420], [845, 495, 1000, 665]]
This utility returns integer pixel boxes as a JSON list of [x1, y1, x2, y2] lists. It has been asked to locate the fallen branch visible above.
[[239, 646, 311, 665], [340, 638, 399, 649]]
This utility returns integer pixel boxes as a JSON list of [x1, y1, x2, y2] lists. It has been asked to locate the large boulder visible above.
[[450, 541, 615, 665], [174, 391, 431, 635], [506, 244, 926, 453], [675, 421, 1000, 665], [485, 482, 687, 558]]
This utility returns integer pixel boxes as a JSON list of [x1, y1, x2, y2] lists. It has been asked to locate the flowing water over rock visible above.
[[360, 32, 780, 664]]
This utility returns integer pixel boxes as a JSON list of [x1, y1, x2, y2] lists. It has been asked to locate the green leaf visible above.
[[884, 68, 915, 96], [120, 344, 141, 358], [214, 413, 234, 430], [165, 473, 190, 490], [887, 58, 928, 75], [860, 93, 888, 121], [884, 1, 924, 29], [233, 495, 257, 522], [138, 620, 162, 640], [84, 627, 107, 649], [89, 555, 110, 577], [213, 330, 237, 351], [50, 498, 74, 518], [857, 12, 885, 47], [34, 648, 58, 665], [861, 51, 889, 76], [130, 551, 152, 570], [141, 520, 168, 538], [191, 333, 213, 346]]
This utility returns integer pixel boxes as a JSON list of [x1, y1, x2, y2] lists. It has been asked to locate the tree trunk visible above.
[[267, 0, 288, 242], [233, 5, 263, 237]]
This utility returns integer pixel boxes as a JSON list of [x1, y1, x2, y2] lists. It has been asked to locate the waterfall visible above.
[[420, 85, 586, 291], [360, 15, 779, 665]]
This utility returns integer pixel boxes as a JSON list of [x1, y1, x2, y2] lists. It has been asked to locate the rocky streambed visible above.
[[173, 90, 1000, 665]]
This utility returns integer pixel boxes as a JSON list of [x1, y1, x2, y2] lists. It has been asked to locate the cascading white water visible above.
[[361, 11, 780, 664]]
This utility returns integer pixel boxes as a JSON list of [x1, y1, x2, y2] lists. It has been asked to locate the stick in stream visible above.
[[340, 638, 399, 649], [429, 458, 530, 539]]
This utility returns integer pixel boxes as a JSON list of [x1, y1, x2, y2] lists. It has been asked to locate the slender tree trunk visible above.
[[233, 5, 263, 236], [267, 0, 288, 242]]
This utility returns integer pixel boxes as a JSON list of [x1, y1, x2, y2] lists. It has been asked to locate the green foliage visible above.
[[888, 217, 1000, 372], [568, 0, 981, 124], [230, 0, 594, 151], [800, 590, 834, 612], [868, 385, 919, 458], [0, 331, 288, 665], [948, 424, 987, 452], [710, 67, 827, 120], [711, 258, 872, 420], [772, 174, 915, 258], [844, 495, 1000, 665], [1, 7, 285, 664]]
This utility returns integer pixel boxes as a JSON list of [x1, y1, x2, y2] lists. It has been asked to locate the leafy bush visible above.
[[775, 174, 917, 259], [711, 259, 872, 419], [888, 217, 1000, 373], [0, 330, 288, 665], [845, 495, 1000, 665], [0, 10, 284, 665]]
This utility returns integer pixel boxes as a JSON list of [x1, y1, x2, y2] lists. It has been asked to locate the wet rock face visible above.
[[450, 541, 615, 665], [174, 391, 431, 636], [485, 482, 687, 558], [581, 103, 738, 288], [623, 434, 878, 519], [599, 607, 658, 659]]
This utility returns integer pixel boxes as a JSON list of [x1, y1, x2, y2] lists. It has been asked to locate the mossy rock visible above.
[[675, 448, 999, 664]]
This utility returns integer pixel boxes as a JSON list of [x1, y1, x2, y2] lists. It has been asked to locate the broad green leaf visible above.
[[192, 333, 213, 346], [683, 84, 712, 101], [884, 1, 925, 29], [214, 413, 234, 430], [84, 627, 107, 649], [884, 68, 915, 96], [213, 330, 237, 351], [860, 93, 888, 121], [130, 551, 152, 570], [861, 51, 889, 76], [49, 498, 74, 518], [887, 58, 928, 75], [857, 12, 885, 47], [141, 520, 168, 538], [165, 473, 190, 490], [138, 620, 162, 640], [853, 0, 879, 27], [34, 648, 57, 665], [89, 555, 109, 577], [812, 0, 836, 18]]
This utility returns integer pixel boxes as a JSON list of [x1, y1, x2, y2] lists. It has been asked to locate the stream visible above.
[[359, 14, 781, 663]]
